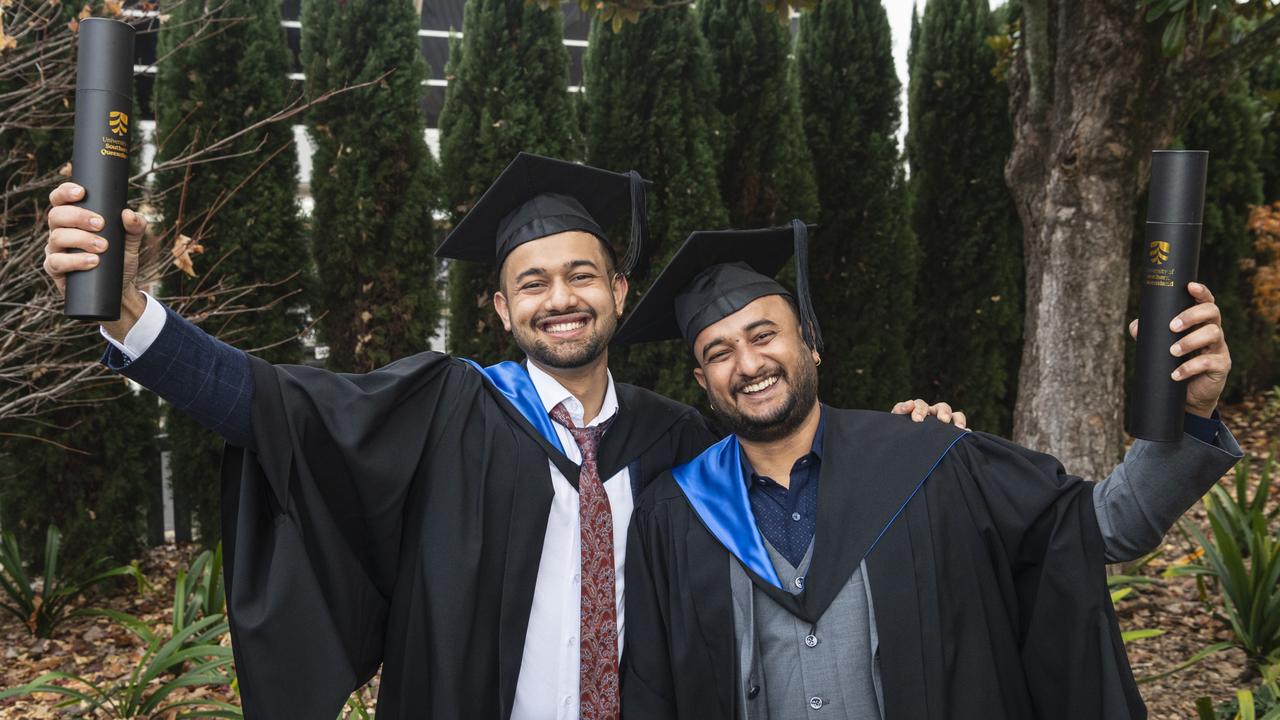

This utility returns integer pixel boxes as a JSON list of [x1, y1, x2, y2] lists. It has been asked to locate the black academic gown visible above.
[[219, 352, 714, 719], [622, 406, 1147, 720]]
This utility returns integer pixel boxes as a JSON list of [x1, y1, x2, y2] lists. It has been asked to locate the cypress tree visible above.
[[797, 0, 917, 410], [302, 0, 442, 373], [698, 0, 817, 228], [908, 5, 921, 75], [906, 0, 1022, 433], [439, 0, 580, 364], [155, 0, 309, 542], [1179, 79, 1265, 397], [584, 9, 728, 405]]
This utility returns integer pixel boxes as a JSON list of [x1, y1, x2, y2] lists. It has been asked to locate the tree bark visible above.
[[1006, 0, 1280, 480]]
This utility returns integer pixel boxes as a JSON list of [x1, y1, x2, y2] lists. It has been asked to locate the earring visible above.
[[815, 356, 822, 367]]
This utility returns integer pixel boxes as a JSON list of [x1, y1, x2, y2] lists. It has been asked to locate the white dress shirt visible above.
[[513, 361, 633, 720], [103, 300, 635, 719], [99, 291, 166, 359]]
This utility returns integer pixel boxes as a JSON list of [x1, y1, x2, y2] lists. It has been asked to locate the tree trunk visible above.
[[1006, 0, 1280, 480], [1007, 1, 1166, 480]]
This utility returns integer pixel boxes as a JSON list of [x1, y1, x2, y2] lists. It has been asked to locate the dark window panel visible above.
[[134, 73, 155, 120], [423, 36, 450, 78], [132, 15, 159, 66], [424, 0, 464, 31], [562, 4, 590, 40], [286, 25, 302, 73], [567, 45, 585, 86], [424, 85, 447, 128]]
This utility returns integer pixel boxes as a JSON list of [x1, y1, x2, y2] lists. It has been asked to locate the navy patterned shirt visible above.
[[740, 410, 825, 568]]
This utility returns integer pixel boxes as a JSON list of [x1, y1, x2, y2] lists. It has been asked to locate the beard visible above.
[[515, 308, 616, 370], [710, 355, 819, 442]]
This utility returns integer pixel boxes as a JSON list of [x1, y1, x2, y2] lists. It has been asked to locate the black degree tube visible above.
[[64, 18, 135, 321], [1130, 149, 1208, 442]]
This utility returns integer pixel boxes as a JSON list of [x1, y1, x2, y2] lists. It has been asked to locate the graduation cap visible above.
[[435, 152, 656, 280], [613, 220, 823, 352]]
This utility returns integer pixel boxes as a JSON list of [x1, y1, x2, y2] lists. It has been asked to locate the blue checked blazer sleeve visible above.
[[101, 304, 255, 450]]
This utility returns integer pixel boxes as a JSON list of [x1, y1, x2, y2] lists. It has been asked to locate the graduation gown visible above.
[[622, 406, 1147, 720], [219, 351, 713, 719]]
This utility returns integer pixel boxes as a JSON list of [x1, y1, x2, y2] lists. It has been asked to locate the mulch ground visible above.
[[2, 394, 1277, 718], [0, 544, 239, 718]]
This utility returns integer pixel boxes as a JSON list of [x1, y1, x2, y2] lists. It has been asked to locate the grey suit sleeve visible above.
[[1093, 426, 1244, 563]]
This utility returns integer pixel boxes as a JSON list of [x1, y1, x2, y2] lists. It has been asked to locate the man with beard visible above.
[[613, 222, 1242, 720], [41, 154, 957, 720]]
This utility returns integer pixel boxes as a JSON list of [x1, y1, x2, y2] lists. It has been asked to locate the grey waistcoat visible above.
[[730, 538, 884, 720]]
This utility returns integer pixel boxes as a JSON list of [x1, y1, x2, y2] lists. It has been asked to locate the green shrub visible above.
[[1170, 450, 1280, 666], [0, 525, 147, 638]]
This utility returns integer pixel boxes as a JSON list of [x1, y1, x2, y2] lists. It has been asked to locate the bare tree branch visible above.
[[0, 0, 355, 427]]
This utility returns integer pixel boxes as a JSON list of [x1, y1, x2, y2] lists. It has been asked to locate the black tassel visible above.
[[791, 219, 824, 352], [620, 170, 652, 282]]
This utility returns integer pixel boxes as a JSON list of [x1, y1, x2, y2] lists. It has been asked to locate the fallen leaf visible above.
[[1168, 547, 1205, 567], [170, 234, 204, 277], [26, 596, 43, 634]]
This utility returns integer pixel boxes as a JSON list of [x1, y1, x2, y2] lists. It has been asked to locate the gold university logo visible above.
[[108, 111, 128, 136], [1149, 241, 1170, 265]]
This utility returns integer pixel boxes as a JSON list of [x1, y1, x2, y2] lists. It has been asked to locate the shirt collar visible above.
[[525, 359, 619, 429], [740, 406, 826, 485]]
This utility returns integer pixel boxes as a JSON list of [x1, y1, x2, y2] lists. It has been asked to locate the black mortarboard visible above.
[[435, 152, 655, 279], [613, 220, 823, 352]]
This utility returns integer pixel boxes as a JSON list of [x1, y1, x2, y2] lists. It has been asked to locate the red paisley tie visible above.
[[550, 401, 619, 720]]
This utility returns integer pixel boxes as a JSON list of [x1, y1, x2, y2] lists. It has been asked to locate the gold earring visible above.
[[815, 356, 822, 367]]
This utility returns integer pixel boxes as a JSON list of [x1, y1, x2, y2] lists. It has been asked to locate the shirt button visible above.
[[747, 684, 760, 700], [804, 633, 819, 648], [809, 696, 824, 710], [791, 512, 802, 522], [794, 576, 805, 590]]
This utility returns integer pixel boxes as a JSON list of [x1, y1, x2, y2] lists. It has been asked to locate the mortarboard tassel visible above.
[[791, 219, 824, 353], [620, 170, 653, 282]]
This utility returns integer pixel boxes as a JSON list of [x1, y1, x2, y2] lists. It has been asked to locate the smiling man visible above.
[[614, 222, 1243, 720], [42, 153, 958, 720]]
